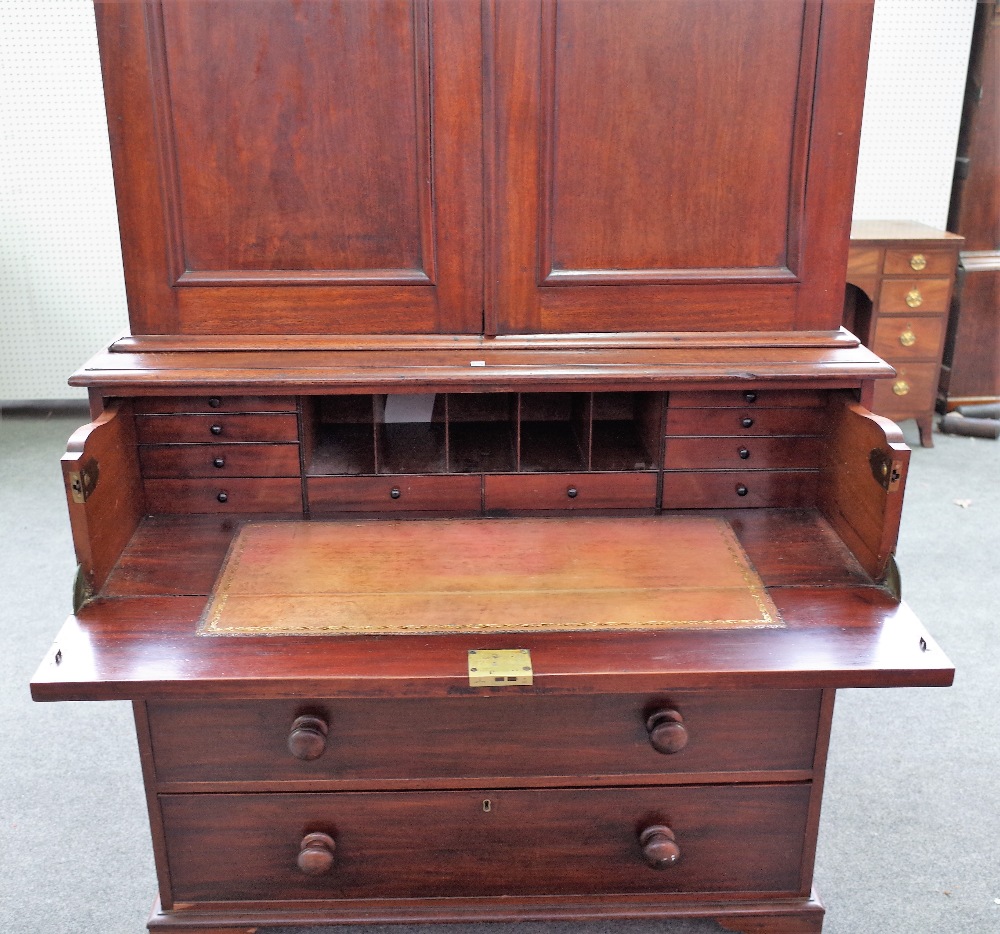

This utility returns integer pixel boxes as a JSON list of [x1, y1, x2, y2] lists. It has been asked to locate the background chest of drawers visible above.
[[845, 220, 965, 447]]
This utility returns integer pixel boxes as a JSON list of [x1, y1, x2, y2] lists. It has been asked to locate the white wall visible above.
[[853, 0, 977, 227], [0, 1, 128, 402], [0, 0, 980, 401]]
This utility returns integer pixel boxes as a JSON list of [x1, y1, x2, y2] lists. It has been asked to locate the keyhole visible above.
[[483, 799, 492, 813]]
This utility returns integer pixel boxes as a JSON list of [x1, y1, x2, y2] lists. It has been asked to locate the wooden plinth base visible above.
[[147, 890, 825, 933]]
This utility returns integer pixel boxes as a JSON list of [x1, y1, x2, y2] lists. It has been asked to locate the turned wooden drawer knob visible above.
[[210, 423, 224, 435], [297, 832, 336, 875], [639, 825, 681, 869], [646, 708, 689, 754], [288, 715, 329, 760]]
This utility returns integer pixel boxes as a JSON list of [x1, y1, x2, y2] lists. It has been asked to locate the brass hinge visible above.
[[67, 458, 99, 504], [468, 649, 533, 687]]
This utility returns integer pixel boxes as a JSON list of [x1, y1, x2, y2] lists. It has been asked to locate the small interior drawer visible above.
[[139, 443, 302, 479], [136, 413, 300, 445], [870, 315, 946, 363], [160, 783, 812, 902], [308, 475, 482, 513], [134, 396, 298, 415], [877, 278, 951, 314], [668, 390, 824, 409], [882, 249, 956, 277], [484, 471, 657, 511], [145, 691, 822, 786], [665, 407, 824, 437], [143, 478, 303, 514], [664, 436, 822, 470], [661, 470, 818, 508]]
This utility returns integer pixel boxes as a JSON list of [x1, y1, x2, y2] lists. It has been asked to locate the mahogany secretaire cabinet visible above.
[[32, 3, 953, 933]]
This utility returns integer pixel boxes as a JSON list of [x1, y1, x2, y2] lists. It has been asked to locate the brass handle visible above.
[[646, 709, 689, 754], [639, 825, 681, 869], [899, 328, 917, 347], [297, 832, 336, 875], [288, 715, 329, 760], [893, 380, 910, 396], [905, 289, 923, 308], [909, 253, 927, 271]]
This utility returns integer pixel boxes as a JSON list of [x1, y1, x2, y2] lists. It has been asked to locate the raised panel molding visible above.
[[153, 0, 435, 287]]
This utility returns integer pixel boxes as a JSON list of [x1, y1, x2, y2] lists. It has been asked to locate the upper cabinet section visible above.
[[95, 0, 873, 338]]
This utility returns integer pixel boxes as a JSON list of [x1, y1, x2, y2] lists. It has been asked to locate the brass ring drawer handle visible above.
[[899, 328, 917, 347], [297, 832, 337, 875], [639, 825, 681, 869], [893, 380, 910, 396], [905, 289, 923, 308], [910, 253, 927, 271]]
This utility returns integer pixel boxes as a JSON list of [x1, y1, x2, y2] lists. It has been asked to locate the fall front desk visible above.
[[32, 346, 953, 934]]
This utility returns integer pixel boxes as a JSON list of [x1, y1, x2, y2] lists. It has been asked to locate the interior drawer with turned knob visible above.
[[143, 691, 822, 786], [158, 783, 813, 902]]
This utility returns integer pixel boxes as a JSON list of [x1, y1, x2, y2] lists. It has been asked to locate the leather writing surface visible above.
[[201, 517, 782, 636]]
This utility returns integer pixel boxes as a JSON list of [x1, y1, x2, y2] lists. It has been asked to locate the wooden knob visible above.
[[208, 397, 222, 408], [735, 483, 749, 497], [639, 825, 680, 869], [744, 391, 758, 403], [213, 456, 226, 468], [646, 708, 689, 754], [288, 715, 329, 760], [390, 487, 401, 499], [566, 487, 579, 498], [297, 832, 336, 875], [740, 416, 754, 428], [216, 491, 228, 503], [738, 447, 750, 460], [210, 423, 224, 435]]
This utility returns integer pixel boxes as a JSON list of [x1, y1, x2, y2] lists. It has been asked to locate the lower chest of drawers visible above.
[[141, 690, 825, 907]]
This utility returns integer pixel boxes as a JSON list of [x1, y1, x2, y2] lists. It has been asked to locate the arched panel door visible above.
[[96, 0, 483, 336]]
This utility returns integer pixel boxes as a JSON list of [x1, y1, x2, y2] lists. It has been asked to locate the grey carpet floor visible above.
[[2, 404, 997, 934]]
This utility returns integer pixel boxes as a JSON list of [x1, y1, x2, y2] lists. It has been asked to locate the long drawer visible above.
[[146, 691, 822, 785], [160, 783, 812, 902], [134, 395, 298, 415]]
